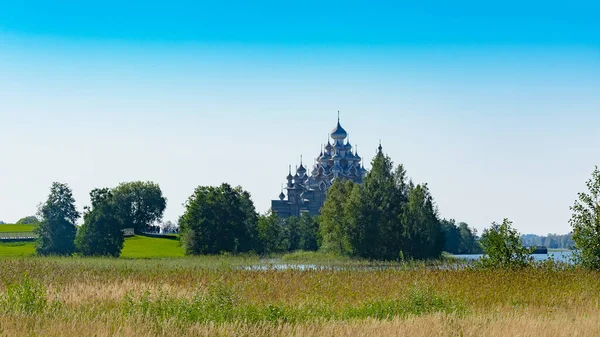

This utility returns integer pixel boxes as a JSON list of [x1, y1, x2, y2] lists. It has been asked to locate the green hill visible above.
[[0, 224, 37, 233], [0, 235, 184, 258], [120, 235, 184, 258]]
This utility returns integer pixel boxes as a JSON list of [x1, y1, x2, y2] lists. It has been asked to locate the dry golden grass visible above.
[[0, 257, 599, 336], [2, 310, 600, 337]]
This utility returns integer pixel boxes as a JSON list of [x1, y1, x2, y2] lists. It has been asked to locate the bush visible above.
[[570, 166, 600, 269], [16, 216, 39, 225], [479, 218, 534, 268]]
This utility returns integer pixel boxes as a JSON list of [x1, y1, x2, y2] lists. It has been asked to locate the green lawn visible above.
[[0, 241, 36, 257], [0, 224, 37, 232], [120, 235, 185, 258], [0, 235, 184, 258]]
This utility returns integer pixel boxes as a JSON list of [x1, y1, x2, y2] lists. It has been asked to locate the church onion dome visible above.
[[331, 121, 348, 140], [297, 163, 307, 175], [354, 152, 362, 161], [286, 172, 293, 180], [279, 191, 285, 200], [325, 141, 333, 151], [320, 151, 331, 161]]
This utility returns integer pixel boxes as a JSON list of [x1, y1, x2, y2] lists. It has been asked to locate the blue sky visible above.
[[1, 1, 599, 234]]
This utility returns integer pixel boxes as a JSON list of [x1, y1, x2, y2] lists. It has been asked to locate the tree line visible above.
[[520, 233, 574, 249], [29, 154, 600, 270], [34, 181, 166, 257], [179, 148, 481, 260]]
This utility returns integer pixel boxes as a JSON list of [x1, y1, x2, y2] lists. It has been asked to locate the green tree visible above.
[[16, 216, 40, 225], [112, 181, 167, 233], [319, 147, 443, 260], [35, 182, 80, 256], [357, 153, 406, 260], [75, 188, 125, 257], [298, 213, 320, 251], [286, 216, 301, 251], [458, 222, 482, 254], [257, 211, 286, 254], [179, 183, 258, 255], [570, 166, 600, 269], [480, 218, 534, 268], [401, 183, 443, 259], [319, 179, 352, 255], [441, 219, 461, 254]]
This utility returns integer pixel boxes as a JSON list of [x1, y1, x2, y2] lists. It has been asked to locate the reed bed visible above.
[[0, 257, 598, 336]]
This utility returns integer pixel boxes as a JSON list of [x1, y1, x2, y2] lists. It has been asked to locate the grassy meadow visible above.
[[0, 235, 185, 259], [1, 236, 598, 336], [0, 224, 37, 232], [0, 256, 599, 336]]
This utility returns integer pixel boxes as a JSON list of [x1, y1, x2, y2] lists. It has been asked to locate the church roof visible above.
[[325, 140, 333, 151], [297, 163, 307, 174], [330, 121, 348, 140]]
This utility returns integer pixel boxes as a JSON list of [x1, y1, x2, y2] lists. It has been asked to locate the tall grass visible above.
[[0, 257, 597, 336]]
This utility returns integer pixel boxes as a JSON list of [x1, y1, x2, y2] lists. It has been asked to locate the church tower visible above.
[[271, 114, 368, 218]]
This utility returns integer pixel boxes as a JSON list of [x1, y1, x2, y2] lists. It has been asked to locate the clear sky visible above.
[[1, 1, 599, 234]]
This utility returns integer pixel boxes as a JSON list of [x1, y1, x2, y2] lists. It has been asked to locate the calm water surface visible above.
[[454, 251, 573, 263]]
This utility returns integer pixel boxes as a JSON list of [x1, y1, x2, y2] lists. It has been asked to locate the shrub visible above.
[[479, 218, 534, 268], [570, 166, 600, 269]]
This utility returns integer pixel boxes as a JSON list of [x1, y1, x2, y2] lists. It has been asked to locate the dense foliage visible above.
[[320, 149, 443, 260], [479, 218, 534, 268], [75, 188, 125, 257], [16, 216, 40, 225], [440, 219, 482, 254], [570, 166, 600, 269], [179, 184, 258, 255], [112, 181, 167, 233], [286, 213, 320, 252], [256, 211, 286, 254], [35, 182, 80, 256]]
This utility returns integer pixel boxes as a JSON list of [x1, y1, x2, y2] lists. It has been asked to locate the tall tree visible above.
[[286, 216, 301, 251], [297, 213, 320, 251], [257, 211, 286, 254], [179, 183, 258, 255], [35, 182, 80, 256], [319, 179, 352, 255], [440, 219, 461, 254], [319, 147, 444, 260], [401, 183, 443, 259], [570, 166, 600, 269], [457, 222, 479, 253], [112, 181, 167, 233], [75, 188, 125, 257]]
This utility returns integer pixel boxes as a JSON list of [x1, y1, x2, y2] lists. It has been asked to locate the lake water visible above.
[[241, 251, 575, 272], [454, 251, 573, 263]]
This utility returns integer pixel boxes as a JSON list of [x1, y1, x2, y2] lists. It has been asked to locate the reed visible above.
[[0, 257, 597, 336]]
